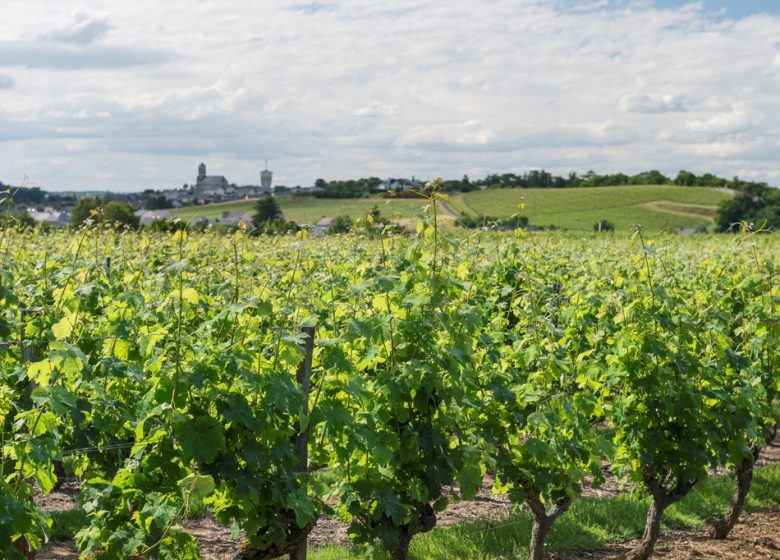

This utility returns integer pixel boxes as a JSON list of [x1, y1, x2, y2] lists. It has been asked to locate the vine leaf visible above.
[[173, 416, 225, 465]]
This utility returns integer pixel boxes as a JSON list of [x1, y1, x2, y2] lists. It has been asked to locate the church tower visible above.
[[197, 162, 206, 184]]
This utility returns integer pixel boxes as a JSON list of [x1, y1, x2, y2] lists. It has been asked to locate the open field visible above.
[[451, 185, 732, 231], [171, 199, 260, 220], [171, 196, 437, 224], [170, 186, 730, 231]]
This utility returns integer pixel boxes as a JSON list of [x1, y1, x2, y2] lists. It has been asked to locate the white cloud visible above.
[[0, 0, 779, 190], [44, 12, 112, 45], [0, 74, 14, 88], [687, 103, 758, 135], [353, 101, 401, 117], [621, 93, 687, 113], [395, 120, 496, 150], [0, 41, 171, 69]]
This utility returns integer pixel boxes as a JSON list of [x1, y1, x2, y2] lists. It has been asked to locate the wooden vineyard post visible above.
[[19, 308, 43, 409], [16, 308, 42, 560], [291, 325, 315, 560], [20, 308, 41, 364], [232, 325, 316, 560]]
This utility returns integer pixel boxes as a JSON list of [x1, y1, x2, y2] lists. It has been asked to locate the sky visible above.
[[0, 0, 779, 191]]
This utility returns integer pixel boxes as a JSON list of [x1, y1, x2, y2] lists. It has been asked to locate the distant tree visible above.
[[253, 218, 299, 236], [144, 194, 173, 210], [71, 197, 103, 227], [674, 170, 697, 186], [365, 177, 382, 190], [103, 202, 140, 229], [328, 215, 353, 234], [253, 196, 283, 226], [697, 173, 725, 187], [10, 186, 46, 205], [754, 205, 780, 229], [714, 184, 776, 232], [71, 197, 138, 229], [314, 180, 368, 198], [640, 170, 670, 184], [0, 210, 35, 229], [593, 219, 615, 232]]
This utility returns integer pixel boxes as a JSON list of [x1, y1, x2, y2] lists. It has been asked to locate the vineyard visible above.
[[1, 189, 779, 560]]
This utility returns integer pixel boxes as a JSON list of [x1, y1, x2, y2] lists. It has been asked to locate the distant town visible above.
[[2, 161, 427, 229], [1, 165, 776, 233]]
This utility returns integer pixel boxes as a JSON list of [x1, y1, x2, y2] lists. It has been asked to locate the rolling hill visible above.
[[170, 185, 733, 232], [450, 185, 732, 231]]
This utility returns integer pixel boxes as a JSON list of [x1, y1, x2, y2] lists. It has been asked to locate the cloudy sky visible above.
[[1, 0, 779, 191]]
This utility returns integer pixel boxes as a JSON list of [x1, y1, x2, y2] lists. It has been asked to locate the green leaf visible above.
[[28, 359, 54, 386], [52, 313, 78, 340], [173, 415, 225, 465], [177, 473, 215, 500]]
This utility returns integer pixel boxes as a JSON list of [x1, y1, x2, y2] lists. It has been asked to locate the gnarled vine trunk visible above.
[[388, 503, 437, 560], [14, 537, 34, 559], [525, 489, 572, 560], [231, 515, 311, 560], [710, 424, 777, 539], [709, 444, 760, 539], [627, 472, 696, 560]]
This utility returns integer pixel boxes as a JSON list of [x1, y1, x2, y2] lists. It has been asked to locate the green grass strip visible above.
[[312, 463, 780, 559], [48, 464, 780, 559]]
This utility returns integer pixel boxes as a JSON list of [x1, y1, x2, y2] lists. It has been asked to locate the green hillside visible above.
[[172, 199, 258, 220], [171, 196, 436, 225], [451, 185, 732, 231], [279, 196, 433, 224], [171, 186, 732, 232]]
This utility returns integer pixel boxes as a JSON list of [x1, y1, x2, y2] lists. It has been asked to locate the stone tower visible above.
[[260, 159, 273, 193], [198, 162, 206, 183]]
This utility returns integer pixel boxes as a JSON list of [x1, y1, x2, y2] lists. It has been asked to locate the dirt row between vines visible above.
[[38, 436, 780, 559]]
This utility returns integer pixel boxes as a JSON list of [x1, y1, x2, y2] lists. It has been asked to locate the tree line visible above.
[[715, 182, 780, 231], [4, 171, 779, 232], [308, 169, 774, 197]]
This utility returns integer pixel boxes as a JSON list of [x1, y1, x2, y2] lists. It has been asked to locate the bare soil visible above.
[[551, 508, 780, 560], [37, 435, 780, 559]]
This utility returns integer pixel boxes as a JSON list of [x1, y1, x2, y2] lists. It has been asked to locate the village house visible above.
[[376, 178, 423, 192], [28, 207, 71, 227], [134, 209, 172, 227], [312, 216, 335, 235], [215, 211, 254, 229]]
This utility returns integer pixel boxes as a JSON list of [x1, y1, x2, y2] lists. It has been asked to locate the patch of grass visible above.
[[277, 197, 431, 224], [172, 199, 259, 220], [171, 196, 434, 225], [642, 201, 717, 219], [41, 464, 780, 558], [49, 508, 88, 541], [309, 463, 780, 560], [453, 186, 732, 231]]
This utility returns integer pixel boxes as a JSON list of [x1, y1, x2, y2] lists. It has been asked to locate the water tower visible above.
[[260, 159, 273, 193]]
